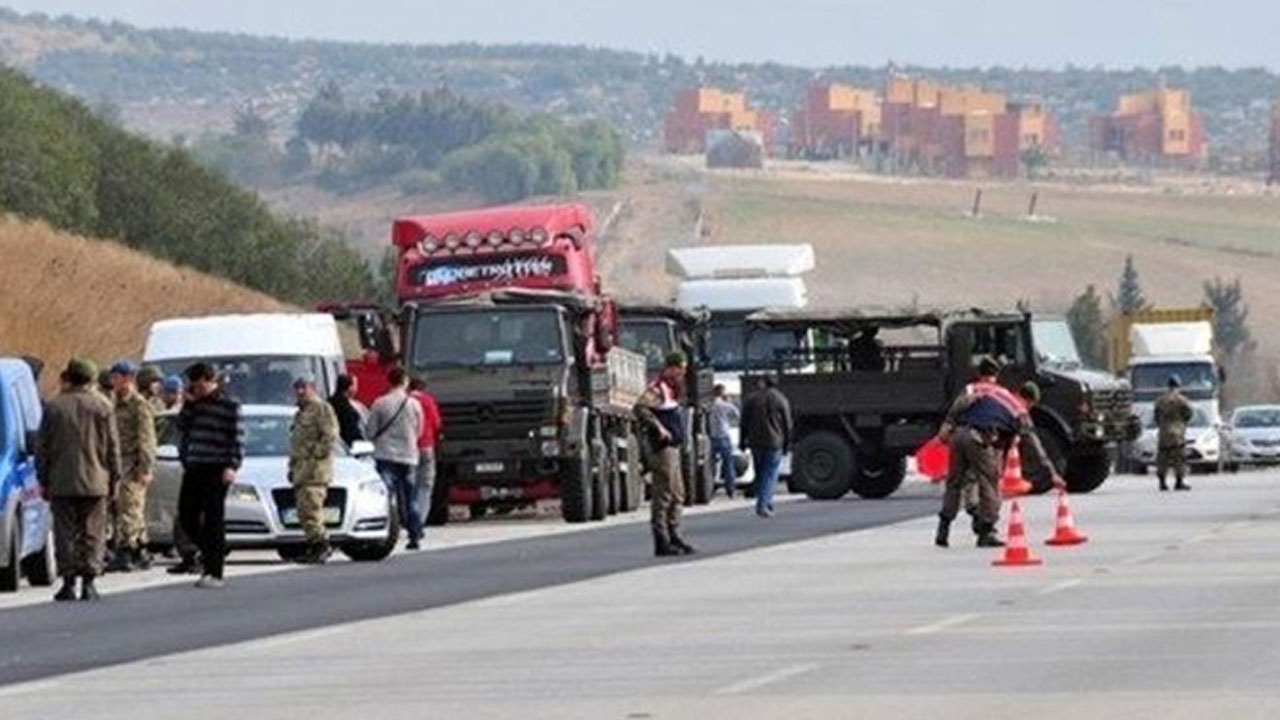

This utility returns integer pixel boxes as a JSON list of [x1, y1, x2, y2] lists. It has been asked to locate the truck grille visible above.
[[1094, 387, 1133, 418], [440, 398, 552, 438]]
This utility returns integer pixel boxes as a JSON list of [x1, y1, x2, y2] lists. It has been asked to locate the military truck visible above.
[[618, 305, 716, 504], [744, 308, 1138, 499]]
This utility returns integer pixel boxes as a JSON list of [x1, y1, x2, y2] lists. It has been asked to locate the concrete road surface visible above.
[[3, 471, 1280, 719]]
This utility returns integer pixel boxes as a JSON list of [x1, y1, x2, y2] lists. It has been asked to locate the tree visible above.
[[1111, 255, 1148, 315], [1203, 276, 1251, 363], [1066, 285, 1108, 369]]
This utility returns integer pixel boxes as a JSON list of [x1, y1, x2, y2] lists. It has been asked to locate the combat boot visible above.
[[79, 576, 100, 602], [975, 522, 1005, 548], [934, 516, 951, 548], [670, 534, 696, 555], [53, 578, 77, 602], [1175, 481, 1191, 491], [105, 548, 134, 573], [653, 530, 678, 557], [167, 554, 201, 575], [133, 548, 154, 571]]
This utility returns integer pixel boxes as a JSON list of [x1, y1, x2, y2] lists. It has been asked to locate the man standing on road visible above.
[[740, 375, 793, 519], [105, 361, 157, 573], [1154, 376, 1194, 492], [289, 375, 340, 564], [368, 367, 425, 549], [708, 384, 740, 499], [935, 358, 1062, 548], [635, 352, 695, 557], [408, 376, 443, 527], [176, 362, 244, 589], [137, 366, 166, 413], [36, 358, 121, 602], [329, 374, 366, 448]]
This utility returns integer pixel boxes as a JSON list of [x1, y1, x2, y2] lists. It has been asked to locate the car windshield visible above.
[[1131, 362, 1217, 393], [158, 413, 347, 457], [152, 356, 323, 406], [412, 308, 565, 369], [708, 321, 802, 371], [1233, 408, 1280, 429], [1032, 320, 1083, 368], [619, 320, 677, 371]]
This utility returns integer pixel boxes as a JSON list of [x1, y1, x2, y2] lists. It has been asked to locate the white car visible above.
[[1130, 405, 1221, 473], [1223, 405, 1280, 471], [149, 405, 398, 562]]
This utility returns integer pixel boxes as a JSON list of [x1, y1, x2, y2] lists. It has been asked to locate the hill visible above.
[[0, 215, 288, 389], [2, 8, 1278, 163]]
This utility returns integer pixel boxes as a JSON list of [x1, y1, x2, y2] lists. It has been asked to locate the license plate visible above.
[[475, 462, 506, 474], [281, 507, 341, 525]]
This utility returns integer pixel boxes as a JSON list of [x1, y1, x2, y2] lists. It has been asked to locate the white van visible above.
[[143, 314, 346, 405]]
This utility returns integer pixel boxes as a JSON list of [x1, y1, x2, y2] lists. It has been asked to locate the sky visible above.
[[4, 0, 1278, 70]]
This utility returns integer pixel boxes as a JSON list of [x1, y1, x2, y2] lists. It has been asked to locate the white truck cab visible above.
[[143, 314, 346, 405]]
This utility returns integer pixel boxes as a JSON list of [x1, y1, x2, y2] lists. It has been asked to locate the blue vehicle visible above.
[[0, 358, 55, 592]]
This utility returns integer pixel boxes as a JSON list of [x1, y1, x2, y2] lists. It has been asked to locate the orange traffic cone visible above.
[[1045, 489, 1089, 546], [992, 501, 1042, 567], [999, 444, 1033, 498]]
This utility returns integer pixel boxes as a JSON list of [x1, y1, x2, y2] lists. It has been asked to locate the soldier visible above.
[[37, 358, 121, 602], [1154, 376, 1194, 492], [935, 357, 1063, 548], [635, 352, 695, 557], [290, 374, 340, 563], [137, 366, 166, 413], [160, 375, 185, 411], [105, 361, 158, 572]]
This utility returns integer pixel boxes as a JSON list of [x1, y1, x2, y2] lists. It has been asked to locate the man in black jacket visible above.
[[176, 362, 244, 589], [740, 375, 793, 518], [329, 374, 366, 448]]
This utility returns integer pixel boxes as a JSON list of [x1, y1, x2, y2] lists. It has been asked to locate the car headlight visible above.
[[359, 479, 388, 496], [229, 484, 259, 503], [541, 440, 562, 456]]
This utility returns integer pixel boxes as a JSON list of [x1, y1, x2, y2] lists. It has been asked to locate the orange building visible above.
[[878, 77, 1058, 179], [1089, 88, 1206, 166], [664, 88, 772, 155], [789, 83, 881, 159]]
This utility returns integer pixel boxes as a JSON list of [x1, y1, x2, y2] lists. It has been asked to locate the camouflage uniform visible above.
[[290, 395, 339, 548], [114, 388, 157, 552], [1154, 388, 1193, 490], [634, 378, 691, 556]]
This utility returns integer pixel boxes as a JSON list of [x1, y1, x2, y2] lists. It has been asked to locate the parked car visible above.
[[1130, 404, 1222, 474], [149, 405, 398, 562], [0, 358, 55, 592], [1223, 405, 1280, 471]]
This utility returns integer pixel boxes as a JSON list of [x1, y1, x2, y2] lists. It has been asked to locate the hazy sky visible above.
[[6, 0, 1278, 69]]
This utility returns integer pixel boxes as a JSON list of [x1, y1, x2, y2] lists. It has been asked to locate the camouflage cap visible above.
[[976, 355, 1001, 377], [1019, 381, 1042, 404], [665, 351, 688, 368], [64, 357, 98, 386], [136, 365, 162, 386]]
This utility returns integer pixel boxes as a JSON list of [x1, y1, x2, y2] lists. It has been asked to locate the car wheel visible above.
[[276, 545, 307, 562], [21, 528, 55, 587], [341, 507, 398, 563], [0, 517, 19, 592]]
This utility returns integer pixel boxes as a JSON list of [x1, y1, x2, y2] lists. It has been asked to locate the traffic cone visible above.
[[1045, 489, 1088, 546], [999, 444, 1033, 498], [992, 501, 1042, 567]]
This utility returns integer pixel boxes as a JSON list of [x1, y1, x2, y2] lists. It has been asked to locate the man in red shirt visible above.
[[408, 376, 444, 528]]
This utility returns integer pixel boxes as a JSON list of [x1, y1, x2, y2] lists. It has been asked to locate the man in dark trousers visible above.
[[37, 358, 121, 602], [740, 375, 793, 519], [1154, 376, 1194, 492], [176, 362, 244, 589], [635, 352, 695, 557]]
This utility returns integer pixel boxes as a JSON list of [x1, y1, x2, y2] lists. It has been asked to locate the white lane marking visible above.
[[242, 625, 349, 652], [713, 663, 820, 695], [0, 679, 61, 697], [904, 613, 981, 636], [1036, 578, 1085, 596]]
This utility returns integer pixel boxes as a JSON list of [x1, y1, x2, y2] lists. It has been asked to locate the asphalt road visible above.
[[0, 488, 938, 687]]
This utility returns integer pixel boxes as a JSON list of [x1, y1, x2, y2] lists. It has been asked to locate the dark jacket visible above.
[[177, 390, 244, 470], [330, 394, 366, 447], [36, 387, 121, 498], [740, 386, 793, 452]]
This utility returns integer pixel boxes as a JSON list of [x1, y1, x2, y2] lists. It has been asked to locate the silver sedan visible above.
[[148, 405, 398, 562], [1224, 405, 1280, 471]]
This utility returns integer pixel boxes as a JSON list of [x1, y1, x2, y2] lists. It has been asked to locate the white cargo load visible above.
[[1129, 321, 1213, 358], [666, 244, 816, 280], [676, 277, 808, 312]]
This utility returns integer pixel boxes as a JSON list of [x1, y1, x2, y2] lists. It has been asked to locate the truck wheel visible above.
[[1023, 428, 1069, 494], [692, 433, 713, 505], [590, 439, 609, 522], [425, 478, 450, 527], [850, 454, 906, 500], [21, 529, 55, 587], [561, 446, 594, 524], [1066, 448, 1111, 494], [619, 431, 643, 513], [1, 517, 20, 593], [793, 431, 854, 501]]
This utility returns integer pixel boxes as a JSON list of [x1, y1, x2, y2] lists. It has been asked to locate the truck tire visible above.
[[619, 431, 643, 513], [850, 453, 907, 500], [425, 477, 450, 527], [590, 438, 609, 522], [692, 433, 713, 505], [793, 431, 854, 501], [1066, 447, 1111, 494], [561, 444, 594, 524], [1, 517, 19, 593], [1023, 428, 1069, 494]]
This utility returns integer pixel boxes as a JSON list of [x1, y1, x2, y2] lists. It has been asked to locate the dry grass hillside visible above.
[[0, 216, 289, 389]]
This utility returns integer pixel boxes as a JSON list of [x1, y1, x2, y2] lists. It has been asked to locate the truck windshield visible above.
[[151, 356, 324, 406], [1131, 362, 1217, 393], [619, 320, 676, 371], [412, 309, 565, 369], [708, 322, 802, 371], [1032, 320, 1083, 368]]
